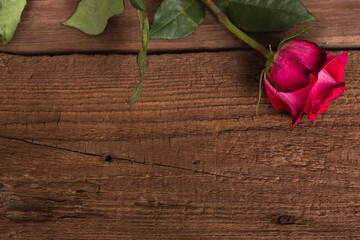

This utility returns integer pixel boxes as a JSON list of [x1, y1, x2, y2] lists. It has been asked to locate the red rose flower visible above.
[[264, 40, 348, 125]]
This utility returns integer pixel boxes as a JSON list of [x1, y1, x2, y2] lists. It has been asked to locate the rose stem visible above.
[[201, 0, 271, 59]]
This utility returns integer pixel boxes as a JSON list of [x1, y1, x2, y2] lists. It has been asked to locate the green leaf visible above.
[[130, 82, 143, 105], [277, 26, 319, 50], [0, 0, 27, 44], [129, 0, 149, 105], [213, 0, 226, 12], [264, 50, 279, 92], [256, 69, 265, 115], [136, 9, 149, 80], [130, 0, 146, 11], [63, 0, 124, 35], [224, 0, 316, 32], [150, 0, 205, 39]]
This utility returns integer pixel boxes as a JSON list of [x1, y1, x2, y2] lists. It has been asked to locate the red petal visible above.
[[325, 51, 336, 64], [304, 52, 348, 122], [324, 51, 347, 83], [265, 77, 312, 125], [281, 40, 327, 74], [264, 82, 290, 112], [270, 50, 312, 92]]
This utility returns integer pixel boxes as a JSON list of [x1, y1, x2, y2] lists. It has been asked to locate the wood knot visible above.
[[276, 215, 292, 225], [104, 155, 113, 162]]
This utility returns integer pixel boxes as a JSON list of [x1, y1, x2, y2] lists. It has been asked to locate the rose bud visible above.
[[264, 40, 348, 125]]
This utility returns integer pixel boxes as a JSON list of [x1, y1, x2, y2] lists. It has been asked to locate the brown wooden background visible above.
[[1, 0, 360, 239]]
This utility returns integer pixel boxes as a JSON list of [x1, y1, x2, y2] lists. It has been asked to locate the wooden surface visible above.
[[0, 0, 359, 54], [1, 0, 360, 239]]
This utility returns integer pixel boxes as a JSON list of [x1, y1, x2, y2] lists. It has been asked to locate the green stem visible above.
[[201, 0, 271, 59]]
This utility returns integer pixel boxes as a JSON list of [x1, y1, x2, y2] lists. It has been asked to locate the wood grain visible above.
[[0, 0, 359, 54], [1, 50, 360, 238]]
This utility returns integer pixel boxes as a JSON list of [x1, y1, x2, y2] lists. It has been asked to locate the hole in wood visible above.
[[276, 215, 292, 225], [104, 155, 113, 162]]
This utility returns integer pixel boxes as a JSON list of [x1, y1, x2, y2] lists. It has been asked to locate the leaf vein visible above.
[[150, 0, 199, 37], [228, 0, 312, 18]]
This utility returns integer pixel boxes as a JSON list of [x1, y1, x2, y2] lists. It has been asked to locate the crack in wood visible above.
[[0, 135, 232, 178]]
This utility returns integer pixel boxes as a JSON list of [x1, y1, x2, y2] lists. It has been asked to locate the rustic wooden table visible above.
[[1, 0, 360, 239]]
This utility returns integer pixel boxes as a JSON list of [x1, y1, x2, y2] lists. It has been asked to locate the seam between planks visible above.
[[1, 47, 359, 57]]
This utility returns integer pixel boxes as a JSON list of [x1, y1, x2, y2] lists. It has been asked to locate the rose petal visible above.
[[265, 77, 312, 125], [306, 87, 344, 122], [324, 51, 348, 83], [264, 82, 290, 112], [281, 40, 327, 74], [270, 50, 312, 92], [325, 51, 336, 64], [304, 52, 348, 122]]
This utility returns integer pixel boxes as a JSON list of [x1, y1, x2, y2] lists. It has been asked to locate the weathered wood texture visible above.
[[0, 51, 359, 239], [0, 0, 359, 54]]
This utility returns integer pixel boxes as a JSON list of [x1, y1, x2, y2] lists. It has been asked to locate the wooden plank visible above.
[[1, 50, 360, 238], [0, 0, 359, 54]]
